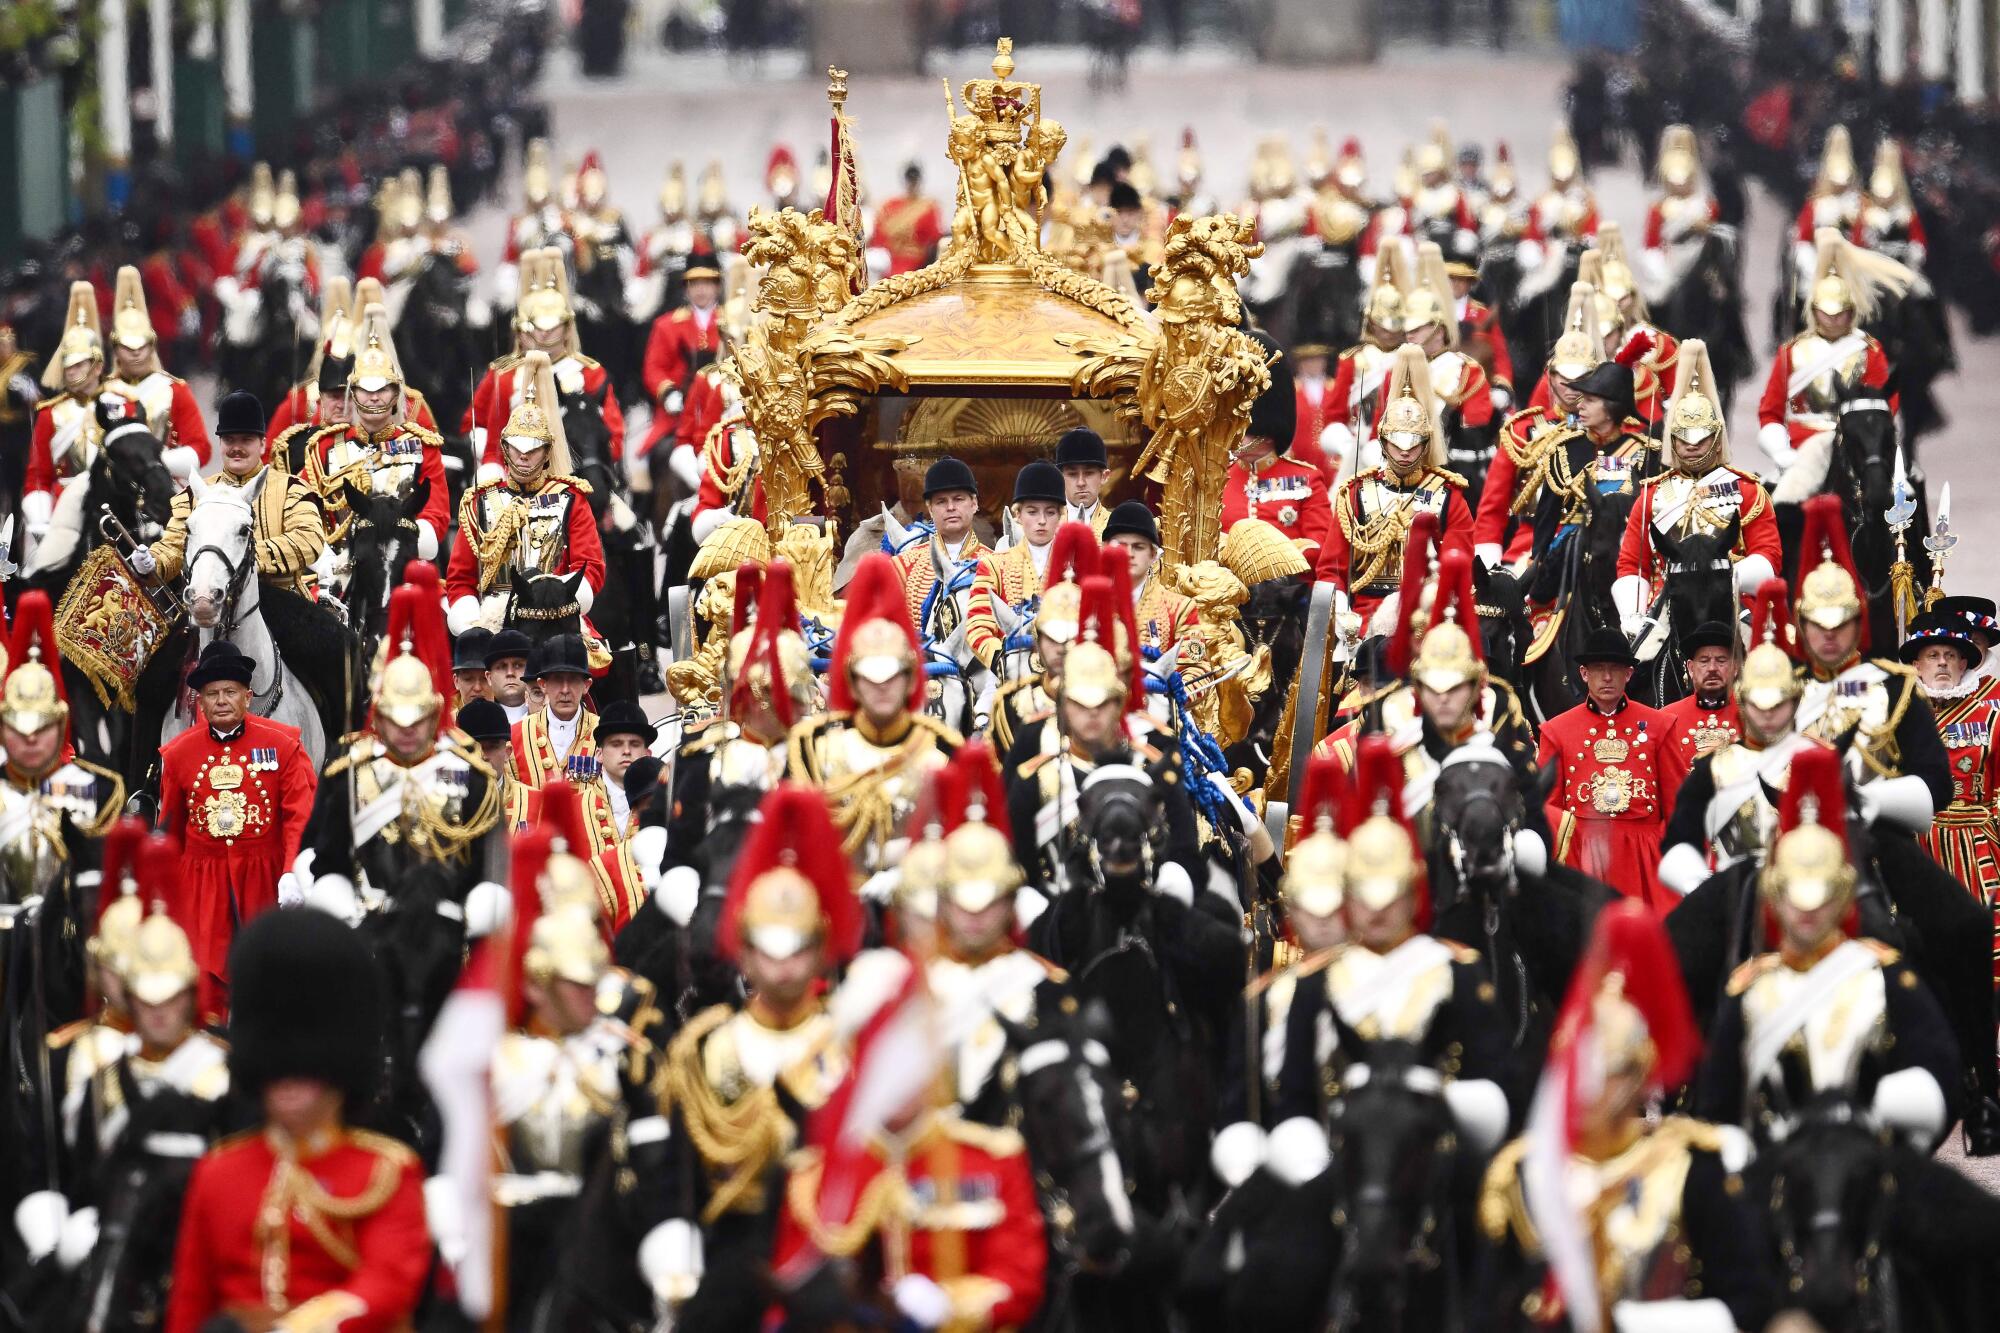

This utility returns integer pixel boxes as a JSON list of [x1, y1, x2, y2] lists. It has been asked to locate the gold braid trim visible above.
[[280, 1293, 368, 1333], [659, 1006, 796, 1224], [784, 1146, 912, 1260], [459, 485, 533, 596], [703, 419, 754, 503]]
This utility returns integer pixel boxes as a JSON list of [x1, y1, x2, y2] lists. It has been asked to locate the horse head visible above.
[[181, 473, 261, 632], [506, 567, 586, 642], [1763, 1085, 1899, 1331], [96, 410, 178, 535], [1075, 762, 1166, 898], [560, 379, 618, 518], [1321, 1033, 1461, 1331], [341, 476, 429, 637], [1005, 1008, 1137, 1274], [1832, 378, 1897, 520], [1429, 742, 1532, 913], [1473, 564, 1531, 688]]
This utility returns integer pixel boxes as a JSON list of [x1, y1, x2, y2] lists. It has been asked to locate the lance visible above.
[[1923, 481, 1957, 610], [1884, 445, 1919, 643]]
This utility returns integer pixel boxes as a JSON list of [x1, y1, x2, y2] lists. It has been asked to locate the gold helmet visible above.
[[1739, 583, 1801, 711], [1344, 737, 1421, 914], [2, 591, 68, 738], [126, 907, 200, 1007], [1363, 241, 1411, 335], [1593, 221, 1643, 312], [88, 819, 147, 975], [1304, 127, 1332, 189], [1177, 127, 1202, 189], [501, 350, 573, 477], [1038, 579, 1084, 645], [1663, 338, 1726, 470], [1257, 135, 1297, 199], [1814, 125, 1857, 194], [1867, 138, 1910, 207], [374, 574, 450, 730], [347, 302, 405, 397], [1378, 345, 1443, 471], [374, 652, 439, 729], [697, 160, 730, 218], [523, 138, 553, 207], [1548, 124, 1581, 184], [1808, 227, 1913, 326], [1761, 746, 1854, 914], [1220, 517, 1310, 585], [1413, 121, 1451, 177], [426, 164, 454, 226], [1795, 495, 1864, 644], [1283, 829, 1346, 920], [724, 787, 861, 964], [660, 161, 688, 218], [248, 162, 276, 228], [516, 248, 581, 357], [1657, 124, 1700, 190], [525, 904, 610, 988], [942, 820, 1021, 913], [1409, 550, 1484, 693], [1548, 281, 1605, 381], [829, 554, 922, 713], [273, 169, 303, 232], [1060, 641, 1124, 709], [395, 167, 424, 230], [690, 516, 772, 581], [44, 281, 103, 390], [92, 896, 144, 976], [111, 265, 158, 354], [726, 561, 816, 727], [1401, 242, 1458, 346], [1128, 134, 1159, 199]]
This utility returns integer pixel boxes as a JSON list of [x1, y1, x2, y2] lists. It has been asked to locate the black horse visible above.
[[503, 567, 589, 649], [1630, 512, 1743, 709], [394, 254, 485, 503], [1655, 227, 1754, 409], [218, 256, 315, 415], [337, 477, 432, 660], [559, 377, 655, 700], [352, 863, 468, 1160], [1473, 564, 1534, 701]]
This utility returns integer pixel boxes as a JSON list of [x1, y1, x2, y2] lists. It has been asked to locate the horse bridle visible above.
[[1324, 1065, 1463, 1330], [1016, 1035, 1132, 1274], [186, 535, 284, 713], [1441, 781, 1535, 1047]]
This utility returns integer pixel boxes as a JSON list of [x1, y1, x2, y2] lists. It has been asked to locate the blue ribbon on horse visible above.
[[1155, 669, 1237, 835]]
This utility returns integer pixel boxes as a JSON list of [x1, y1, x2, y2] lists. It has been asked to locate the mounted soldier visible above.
[[1221, 328, 1333, 561], [990, 521, 1097, 759], [25, 284, 116, 550], [99, 266, 210, 475]]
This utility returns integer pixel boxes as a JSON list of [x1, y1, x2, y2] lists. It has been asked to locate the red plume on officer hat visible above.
[[827, 552, 923, 714], [718, 784, 862, 965], [536, 780, 594, 862], [766, 145, 798, 187], [1095, 547, 1144, 677], [1797, 493, 1867, 652], [730, 561, 764, 641], [1613, 328, 1655, 369], [8, 588, 67, 703], [95, 816, 147, 935], [503, 826, 552, 1026], [1551, 901, 1701, 1104], [1077, 573, 1143, 709], [389, 560, 453, 716], [1747, 582, 1799, 659], [731, 559, 803, 730], [1496, 141, 1512, 164], [1294, 753, 1346, 837], [1777, 742, 1848, 857], [911, 750, 972, 841], [949, 738, 1008, 841], [1386, 510, 1443, 677], [1045, 522, 1100, 590], [136, 829, 181, 911], [1428, 549, 1484, 665]]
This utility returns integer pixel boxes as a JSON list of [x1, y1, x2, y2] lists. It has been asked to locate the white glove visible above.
[[1490, 385, 1512, 413], [1757, 421, 1796, 469], [423, 1176, 467, 1267], [305, 873, 361, 924], [276, 872, 304, 907], [689, 506, 733, 545], [1619, 614, 1648, 644], [463, 880, 511, 939], [1611, 573, 1650, 624], [1854, 773, 1935, 833], [415, 520, 439, 562], [859, 866, 902, 904], [637, 1218, 704, 1303], [55, 1205, 97, 1271], [893, 1273, 953, 1329], [1210, 1121, 1268, 1188], [1474, 543, 1503, 571], [1154, 861, 1195, 907], [1013, 886, 1049, 930], [1872, 1066, 1947, 1144], [653, 864, 700, 927], [1442, 1079, 1509, 1155], [1735, 554, 1775, 597], [1512, 827, 1547, 877], [447, 596, 483, 637], [1318, 421, 1358, 469], [475, 461, 506, 486], [1611, 1298, 1736, 1333], [662, 389, 685, 417], [1658, 843, 1709, 897], [574, 579, 594, 614], [162, 446, 200, 482], [629, 826, 668, 893], [21, 489, 52, 535], [669, 443, 702, 492], [14, 1190, 67, 1263], [127, 547, 158, 575]]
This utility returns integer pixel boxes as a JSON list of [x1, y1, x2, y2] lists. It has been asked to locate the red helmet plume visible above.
[[1386, 510, 1443, 677], [731, 560, 803, 731], [1613, 328, 1655, 368], [827, 553, 923, 715], [1077, 573, 1143, 709], [1747, 582, 1799, 658], [1044, 522, 1100, 590], [949, 738, 1007, 841], [1295, 753, 1346, 837], [1342, 733, 1429, 929], [1796, 493, 1867, 652], [719, 784, 862, 965], [536, 779, 594, 861], [94, 816, 148, 935], [1552, 900, 1701, 1103], [504, 826, 552, 1025], [729, 561, 764, 640], [1428, 549, 1484, 664], [136, 830, 181, 912]]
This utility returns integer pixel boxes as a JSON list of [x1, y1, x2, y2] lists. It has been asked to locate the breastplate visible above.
[[1651, 470, 1743, 543], [0, 781, 67, 904], [501, 1033, 618, 1177], [353, 750, 477, 856], [1791, 335, 1869, 413], [478, 485, 571, 579], [114, 372, 175, 432], [327, 432, 424, 500], [47, 397, 100, 474], [1797, 670, 1896, 761]]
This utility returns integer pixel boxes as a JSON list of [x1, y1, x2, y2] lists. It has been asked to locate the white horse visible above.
[[160, 474, 327, 768]]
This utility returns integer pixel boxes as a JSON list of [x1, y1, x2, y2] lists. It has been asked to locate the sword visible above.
[[1923, 481, 1957, 609], [1885, 446, 1919, 642]]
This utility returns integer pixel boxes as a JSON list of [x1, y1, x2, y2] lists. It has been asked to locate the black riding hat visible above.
[[452, 627, 494, 672], [1567, 361, 1636, 418], [596, 700, 657, 745], [187, 639, 257, 690], [923, 456, 978, 499], [215, 390, 267, 439], [455, 697, 512, 744], [525, 633, 592, 681], [1575, 628, 1639, 668], [1677, 622, 1736, 655], [1102, 500, 1161, 547], [1244, 328, 1296, 452], [1054, 428, 1109, 470], [484, 628, 535, 668], [1012, 459, 1066, 506]]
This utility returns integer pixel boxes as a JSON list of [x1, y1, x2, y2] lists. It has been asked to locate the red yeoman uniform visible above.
[[1657, 692, 1742, 772], [1538, 697, 1686, 914], [1221, 454, 1332, 558]]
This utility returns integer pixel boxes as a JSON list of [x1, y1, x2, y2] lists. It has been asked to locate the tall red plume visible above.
[[729, 561, 764, 640], [536, 780, 594, 860], [766, 145, 797, 180], [1295, 753, 1345, 837], [578, 150, 604, 175], [1777, 742, 1847, 854], [827, 553, 924, 714], [911, 753, 972, 840], [731, 560, 802, 731], [1613, 328, 1655, 368], [1748, 582, 1799, 658], [1077, 573, 1143, 710], [1095, 547, 1145, 684], [503, 827, 552, 1027], [389, 560, 455, 727], [1554, 901, 1701, 1100], [9, 589, 67, 707], [1044, 522, 1100, 590], [1340, 136, 1362, 159], [1344, 733, 1428, 929], [1496, 141, 1512, 163], [1428, 549, 1485, 666], [1182, 127, 1197, 151], [718, 784, 862, 965], [136, 830, 181, 914], [1797, 493, 1867, 652], [94, 817, 147, 935], [950, 738, 1008, 841], [1386, 510, 1443, 676]]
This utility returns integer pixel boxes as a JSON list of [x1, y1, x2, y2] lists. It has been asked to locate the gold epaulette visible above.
[[70, 759, 126, 836], [1432, 467, 1470, 489], [908, 713, 966, 748], [1337, 344, 1364, 363], [1018, 752, 1055, 780], [33, 396, 63, 415], [1248, 948, 1335, 998], [489, 352, 522, 373], [939, 1114, 1026, 1158], [549, 473, 594, 495], [347, 1127, 419, 1169], [1500, 406, 1547, 438], [46, 1018, 95, 1050], [1726, 952, 1784, 997], [401, 422, 444, 448], [572, 353, 601, 370], [1478, 1137, 1530, 1243]]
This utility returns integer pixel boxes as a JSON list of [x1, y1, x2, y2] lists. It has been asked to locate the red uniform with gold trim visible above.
[[642, 305, 722, 410], [104, 370, 213, 463], [1457, 295, 1515, 401], [1316, 467, 1474, 624], [1658, 693, 1742, 772], [1537, 699, 1686, 914], [1615, 465, 1781, 599], [693, 415, 766, 524], [1133, 570, 1198, 656], [892, 536, 1005, 671], [512, 707, 601, 792], [772, 1112, 1047, 1330], [1472, 404, 1572, 564], [306, 421, 452, 544], [1921, 682, 2000, 980], [444, 473, 607, 609], [469, 354, 625, 467], [1290, 378, 1339, 481], [165, 1128, 429, 1333], [25, 392, 104, 500], [869, 194, 946, 275], [1756, 330, 1894, 451], [1222, 454, 1332, 558], [157, 715, 318, 1015], [266, 384, 439, 459], [1644, 192, 1720, 250], [1326, 342, 1399, 438], [677, 365, 727, 453]]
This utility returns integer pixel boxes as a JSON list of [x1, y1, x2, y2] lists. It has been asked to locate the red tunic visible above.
[[1920, 684, 2000, 981], [893, 537, 1004, 670], [1458, 297, 1516, 397], [869, 195, 946, 275], [166, 1128, 429, 1333], [1614, 468, 1781, 598], [511, 708, 601, 791], [1657, 693, 1743, 772], [1537, 699, 1686, 914], [1289, 380, 1339, 481], [1473, 406, 1569, 562], [771, 1118, 1047, 1330], [1315, 468, 1474, 623], [265, 385, 440, 459], [157, 716, 318, 1016], [1755, 332, 1895, 449], [312, 425, 452, 543], [444, 476, 608, 605], [693, 418, 766, 524], [1222, 455, 1332, 559], [641, 305, 722, 406], [1644, 194, 1720, 251], [470, 357, 624, 467]]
